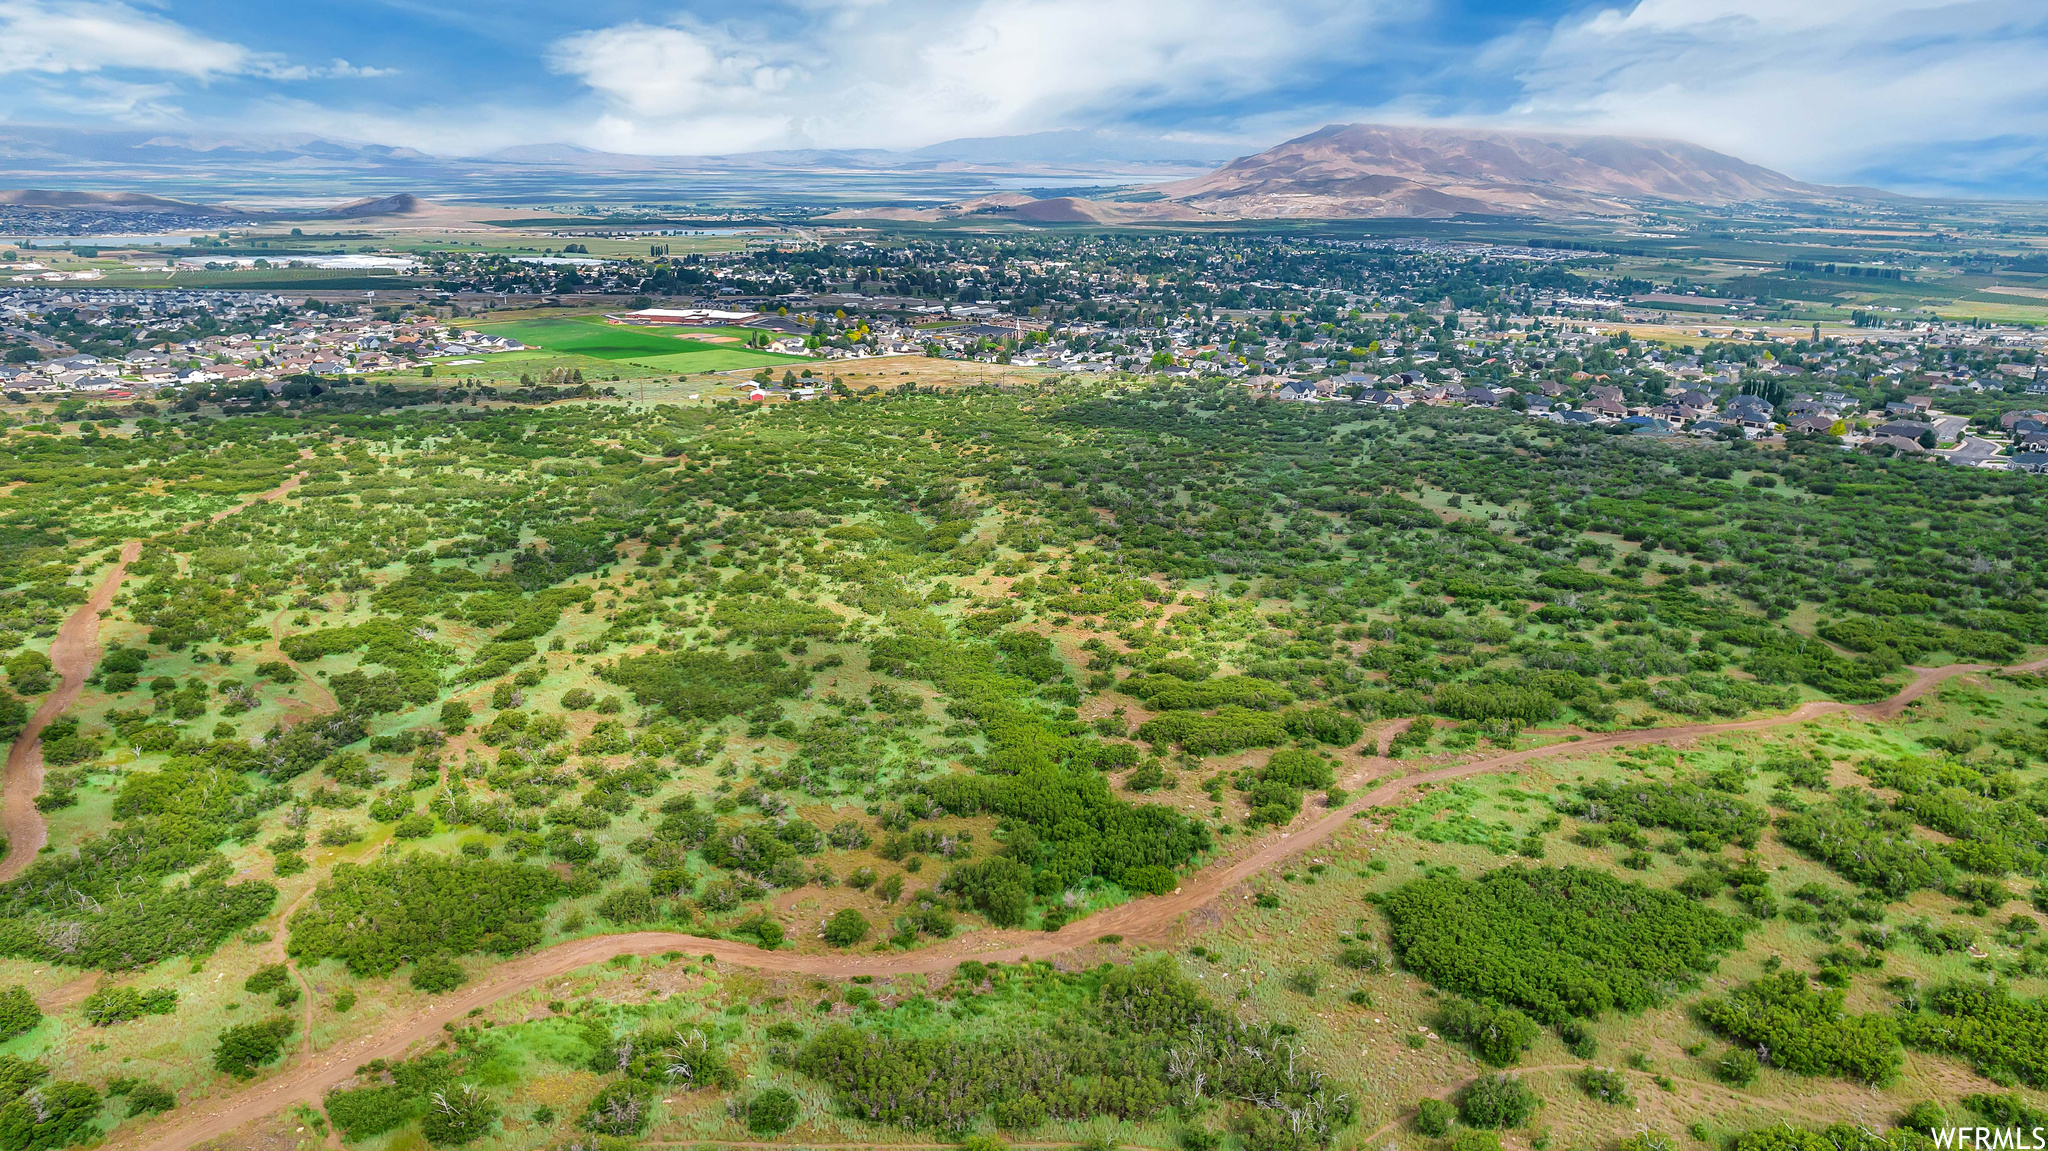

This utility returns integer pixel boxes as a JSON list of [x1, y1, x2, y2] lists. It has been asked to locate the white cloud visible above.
[[547, 0, 1382, 153], [0, 0, 396, 88], [0, 0, 252, 78], [1493, 0, 2048, 184]]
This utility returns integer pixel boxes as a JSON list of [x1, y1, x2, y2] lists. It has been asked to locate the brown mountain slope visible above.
[[0, 188, 234, 213], [1150, 123, 1844, 218]]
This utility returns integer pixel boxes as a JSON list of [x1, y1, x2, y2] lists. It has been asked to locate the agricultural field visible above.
[[0, 380, 2045, 1151]]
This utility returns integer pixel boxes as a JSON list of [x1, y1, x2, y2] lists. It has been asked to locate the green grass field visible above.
[[472, 315, 809, 374]]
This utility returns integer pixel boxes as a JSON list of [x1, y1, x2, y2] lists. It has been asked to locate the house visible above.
[[1272, 382, 1319, 403], [1868, 434, 1926, 454], [1787, 416, 1836, 435], [2011, 451, 2048, 474], [1903, 395, 1934, 412], [1873, 420, 1934, 441]]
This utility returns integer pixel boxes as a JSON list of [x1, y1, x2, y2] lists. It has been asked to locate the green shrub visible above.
[[80, 986, 176, 1026], [1450, 1131, 1503, 1151], [0, 989, 36, 1041], [579, 1081, 654, 1136], [1435, 998, 1539, 1067], [213, 1016, 295, 1077], [0, 1081, 97, 1151], [126, 1083, 175, 1116], [1716, 1048, 1761, 1087], [1574, 1066, 1633, 1107], [1697, 972, 1901, 1085], [422, 1084, 499, 1145], [823, 908, 871, 947], [1456, 1074, 1538, 1128], [747, 1087, 799, 1135], [411, 954, 466, 994], [1415, 1098, 1455, 1137], [1383, 866, 1742, 1025]]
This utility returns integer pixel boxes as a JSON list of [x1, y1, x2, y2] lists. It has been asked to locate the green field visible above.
[[472, 315, 808, 374]]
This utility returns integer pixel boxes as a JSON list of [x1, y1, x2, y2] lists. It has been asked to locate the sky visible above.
[[3, 0, 2047, 196]]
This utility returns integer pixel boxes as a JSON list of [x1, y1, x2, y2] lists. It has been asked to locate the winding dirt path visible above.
[[0, 540, 141, 880], [122, 656, 2048, 1151], [0, 472, 306, 880]]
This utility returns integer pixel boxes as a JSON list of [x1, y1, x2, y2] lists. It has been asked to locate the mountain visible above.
[[0, 189, 236, 213], [1147, 123, 1847, 218], [323, 193, 427, 218]]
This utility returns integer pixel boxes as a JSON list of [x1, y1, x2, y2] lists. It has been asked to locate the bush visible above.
[[823, 908, 870, 947], [411, 954, 467, 994], [422, 1084, 500, 1146], [213, 1016, 295, 1077], [1436, 998, 1539, 1067], [0, 1081, 98, 1151], [0, 989, 36, 1041], [244, 964, 290, 994], [1382, 866, 1743, 1025], [596, 885, 655, 924], [748, 1087, 799, 1135], [1415, 1098, 1455, 1137], [1456, 1074, 1538, 1128], [126, 1083, 175, 1116], [1575, 1066, 1633, 1107], [288, 854, 563, 976], [579, 1080, 654, 1136], [80, 986, 176, 1026], [1696, 972, 1901, 1085], [1450, 1132, 1503, 1151], [1716, 1048, 1761, 1087]]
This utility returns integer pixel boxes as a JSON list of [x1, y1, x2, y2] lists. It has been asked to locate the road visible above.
[[116, 656, 2048, 1151], [0, 470, 305, 879]]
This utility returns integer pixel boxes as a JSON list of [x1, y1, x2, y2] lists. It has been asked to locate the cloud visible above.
[[1491, 0, 2048, 186], [0, 0, 253, 78], [547, 0, 1384, 153], [0, 0, 396, 89]]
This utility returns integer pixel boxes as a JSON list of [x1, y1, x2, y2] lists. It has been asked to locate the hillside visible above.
[[1148, 123, 1846, 218]]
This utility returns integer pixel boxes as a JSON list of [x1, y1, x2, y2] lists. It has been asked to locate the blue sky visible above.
[[4, 0, 2047, 195]]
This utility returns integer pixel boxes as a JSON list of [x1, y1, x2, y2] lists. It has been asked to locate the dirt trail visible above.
[[0, 540, 142, 880], [122, 657, 2048, 1151], [0, 472, 305, 880]]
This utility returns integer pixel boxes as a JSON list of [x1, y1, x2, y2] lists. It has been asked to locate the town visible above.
[[5, 231, 2047, 473]]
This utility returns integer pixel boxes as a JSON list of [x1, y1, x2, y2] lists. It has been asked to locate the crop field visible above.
[[1, 378, 2046, 1151]]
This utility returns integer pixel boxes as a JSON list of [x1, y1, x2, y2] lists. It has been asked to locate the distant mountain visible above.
[[323, 193, 427, 218], [1148, 123, 1848, 218], [0, 189, 235, 213]]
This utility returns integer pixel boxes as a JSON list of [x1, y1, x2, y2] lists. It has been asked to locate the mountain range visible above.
[[0, 122, 1884, 221]]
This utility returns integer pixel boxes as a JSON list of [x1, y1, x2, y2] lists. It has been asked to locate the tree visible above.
[[823, 908, 870, 947]]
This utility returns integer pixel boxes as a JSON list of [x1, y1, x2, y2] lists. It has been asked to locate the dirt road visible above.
[[0, 540, 142, 881], [121, 657, 2048, 1151], [0, 472, 305, 879]]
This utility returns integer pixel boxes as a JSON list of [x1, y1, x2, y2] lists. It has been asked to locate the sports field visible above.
[[471, 314, 808, 373]]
